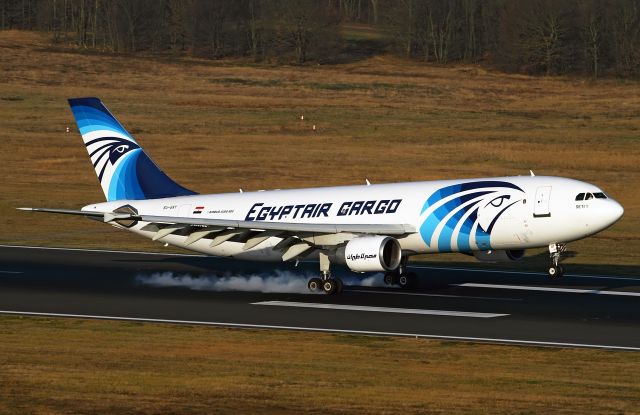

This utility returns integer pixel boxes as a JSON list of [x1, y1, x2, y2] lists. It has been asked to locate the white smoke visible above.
[[343, 273, 387, 287], [135, 270, 387, 293]]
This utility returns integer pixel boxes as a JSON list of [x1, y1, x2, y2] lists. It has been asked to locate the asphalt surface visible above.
[[1, 245, 639, 350]]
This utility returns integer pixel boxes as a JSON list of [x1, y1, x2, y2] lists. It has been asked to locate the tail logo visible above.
[[86, 136, 140, 181]]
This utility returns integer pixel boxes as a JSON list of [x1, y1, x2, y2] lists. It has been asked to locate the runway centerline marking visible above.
[[0, 310, 637, 351], [347, 289, 522, 301], [457, 283, 640, 297], [252, 301, 508, 318]]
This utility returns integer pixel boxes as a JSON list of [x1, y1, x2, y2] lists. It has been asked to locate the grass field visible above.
[[1, 315, 639, 414], [0, 31, 639, 270]]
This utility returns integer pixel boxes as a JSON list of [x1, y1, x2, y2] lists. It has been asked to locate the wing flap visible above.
[[281, 242, 312, 262], [152, 225, 187, 241], [184, 227, 224, 246]]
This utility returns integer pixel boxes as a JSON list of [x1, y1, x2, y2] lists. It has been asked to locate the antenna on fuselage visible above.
[[530, 170, 535, 176], [365, 179, 371, 186]]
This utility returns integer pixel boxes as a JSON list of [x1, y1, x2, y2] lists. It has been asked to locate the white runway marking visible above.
[[348, 289, 522, 301], [410, 265, 640, 282], [0, 310, 637, 351], [0, 270, 23, 274], [457, 283, 640, 297], [252, 301, 508, 318]]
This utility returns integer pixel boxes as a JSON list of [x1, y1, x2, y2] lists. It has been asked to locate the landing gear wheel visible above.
[[334, 278, 344, 294], [383, 273, 395, 286], [322, 279, 338, 295], [308, 278, 322, 292], [398, 272, 417, 290], [548, 266, 564, 278], [547, 243, 567, 278]]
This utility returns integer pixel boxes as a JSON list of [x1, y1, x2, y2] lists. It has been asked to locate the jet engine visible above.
[[338, 235, 402, 272], [473, 249, 526, 262]]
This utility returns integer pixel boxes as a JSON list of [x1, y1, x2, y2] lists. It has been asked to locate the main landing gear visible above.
[[306, 252, 417, 294], [548, 243, 567, 278], [383, 258, 417, 290], [307, 252, 344, 295], [307, 274, 343, 295]]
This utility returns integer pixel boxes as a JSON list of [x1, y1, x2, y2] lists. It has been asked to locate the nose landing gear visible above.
[[548, 243, 567, 278]]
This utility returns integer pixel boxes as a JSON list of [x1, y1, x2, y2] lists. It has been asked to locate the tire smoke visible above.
[[135, 270, 387, 293]]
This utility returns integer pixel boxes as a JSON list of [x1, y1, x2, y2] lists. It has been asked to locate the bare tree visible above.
[[511, 0, 572, 75], [607, 0, 640, 77], [425, 0, 456, 63], [579, 0, 604, 78], [270, 0, 340, 64]]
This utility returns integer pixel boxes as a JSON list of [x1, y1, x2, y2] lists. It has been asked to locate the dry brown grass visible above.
[[1, 315, 639, 414], [0, 30, 639, 268]]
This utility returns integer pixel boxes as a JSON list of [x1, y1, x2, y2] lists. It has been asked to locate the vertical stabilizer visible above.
[[68, 97, 197, 201]]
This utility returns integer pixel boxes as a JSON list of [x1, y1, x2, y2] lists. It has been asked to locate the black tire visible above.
[[323, 279, 337, 295], [548, 266, 562, 278], [398, 272, 417, 290], [335, 278, 344, 293], [308, 278, 322, 292], [383, 273, 395, 286]]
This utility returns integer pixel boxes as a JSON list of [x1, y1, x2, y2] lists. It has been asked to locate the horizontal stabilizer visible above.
[[17, 207, 104, 217]]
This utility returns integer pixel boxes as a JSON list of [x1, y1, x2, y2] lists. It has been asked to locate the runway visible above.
[[0, 245, 639, 350]]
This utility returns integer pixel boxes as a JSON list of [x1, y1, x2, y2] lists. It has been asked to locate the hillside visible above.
[[1, 30, 638, 271]]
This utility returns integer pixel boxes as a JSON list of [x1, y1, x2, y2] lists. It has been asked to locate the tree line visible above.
[[2, 0, 640, 77]]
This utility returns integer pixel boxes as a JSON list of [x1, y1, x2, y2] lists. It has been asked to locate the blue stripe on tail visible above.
[[68, 97, 197, 201]]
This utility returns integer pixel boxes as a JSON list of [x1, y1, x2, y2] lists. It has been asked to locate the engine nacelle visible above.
[[473, 249, 526, 262], [341, 236, 402, 272]]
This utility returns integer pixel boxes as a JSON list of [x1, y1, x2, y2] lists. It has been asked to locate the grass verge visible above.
[[1, 315, 639, 414]]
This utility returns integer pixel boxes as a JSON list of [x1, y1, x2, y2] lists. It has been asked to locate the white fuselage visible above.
[[81, 175, 624, 261]]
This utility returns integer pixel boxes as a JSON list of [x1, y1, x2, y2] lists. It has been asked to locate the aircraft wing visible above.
[[19, 208, 415, 260], [19, 207, 413, 234]]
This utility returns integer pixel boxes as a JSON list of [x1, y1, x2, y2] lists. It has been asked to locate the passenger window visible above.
[[575, 193, 585, 201], [594, 192, 607, 199], [585, 193, 594, 200]]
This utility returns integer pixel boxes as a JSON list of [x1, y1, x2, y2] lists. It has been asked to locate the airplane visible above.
[[20, 98, 624, 294]]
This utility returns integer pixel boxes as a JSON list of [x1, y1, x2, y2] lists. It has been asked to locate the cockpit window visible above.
[[585, 193, 594, 200], [594, 192, 607, 199], [575, 193, 585, 201]]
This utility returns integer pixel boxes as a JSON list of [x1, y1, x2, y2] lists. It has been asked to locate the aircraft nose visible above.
[[608, 199, 624, 224]]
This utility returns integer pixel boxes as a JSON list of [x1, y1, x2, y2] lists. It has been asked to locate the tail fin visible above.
[[68, 97, 197, 201]]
